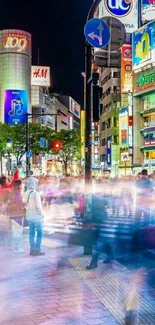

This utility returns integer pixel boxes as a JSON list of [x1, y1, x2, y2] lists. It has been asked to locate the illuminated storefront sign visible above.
[[31, 66, 50, 87], [145, 140, 155, 146], [0, 30, 31, 56], [4, 90, 28, 125], [128, 93, 133, 148], [133, 21, 155, 70], [4, 33, 28, 52], [81, 110, 85, 162], [107, 136, 111, 166], [99, 0, 138, 33], [119, 107, 129, 147], [121, 45, 133, 93], [141, 0, 155, 24], [69, 98, 80, 118], [134, 70, 155, 94]]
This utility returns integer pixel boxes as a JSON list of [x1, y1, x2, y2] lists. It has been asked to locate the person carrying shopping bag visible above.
[[24, 177, 45, 256]]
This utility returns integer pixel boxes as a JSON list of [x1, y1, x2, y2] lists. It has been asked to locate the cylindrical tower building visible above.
[[0, 29, 31, 124]]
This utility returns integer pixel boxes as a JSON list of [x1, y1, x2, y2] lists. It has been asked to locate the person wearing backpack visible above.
[[23, 177, 44, 256]]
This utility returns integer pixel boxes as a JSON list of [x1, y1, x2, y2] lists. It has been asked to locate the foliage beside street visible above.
[[0, 123, 81, 174]]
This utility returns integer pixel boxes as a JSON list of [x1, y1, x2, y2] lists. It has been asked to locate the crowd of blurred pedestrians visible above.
[[0, 169, 155, 257], [1, 169, 155, 324]]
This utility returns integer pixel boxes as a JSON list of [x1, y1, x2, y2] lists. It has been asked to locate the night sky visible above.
[[0, 0, 93, 106]]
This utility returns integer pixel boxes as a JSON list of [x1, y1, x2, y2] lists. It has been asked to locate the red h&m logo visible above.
[[33, 68, 48, 79]]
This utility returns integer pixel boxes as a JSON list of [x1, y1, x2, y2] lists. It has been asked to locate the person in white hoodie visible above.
[[23, 177, 45, 256]]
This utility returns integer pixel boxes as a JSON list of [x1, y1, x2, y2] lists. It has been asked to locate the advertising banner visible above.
[[133, 21, 155, 70], [69, 98, 80, 118], [134, 69, 155, 94], [107, 136, 111, 166], [141, 0, 155, 24], [31, 66, 50, 87], [119, 107, 129, 147], [4, 90, 28, 125], [121, 45, 133, 93], [99, 0, 138, 33], [0, 30, 31, 56], [81, 110, 85, 163], [145, 140, 155, 146]]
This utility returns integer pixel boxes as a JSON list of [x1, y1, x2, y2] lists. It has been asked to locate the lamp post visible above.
[[25, 111, 60, 177], [6, 137, 12, 176], [123, 154, 128, 176]]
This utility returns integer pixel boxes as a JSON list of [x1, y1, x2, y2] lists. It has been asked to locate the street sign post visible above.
[[26, 151, 32, 159], [84, 18, 110, 48]]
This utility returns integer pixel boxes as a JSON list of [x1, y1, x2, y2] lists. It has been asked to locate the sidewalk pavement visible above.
[[0, 238, 118, 325], [1, 236, 155, 325]]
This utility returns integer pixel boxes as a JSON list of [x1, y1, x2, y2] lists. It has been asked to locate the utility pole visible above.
[[84, 0, 102, 215]]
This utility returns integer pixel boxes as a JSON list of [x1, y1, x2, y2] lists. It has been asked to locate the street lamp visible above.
[[6, 137, 12, 176], [123, 154, 128, 176]]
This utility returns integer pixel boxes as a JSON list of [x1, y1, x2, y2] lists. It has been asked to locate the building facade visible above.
[[57, 95, 81, 132], [132, 20, 155, 172], [0, 29, 31, 123], [99, 67, 120, 173]]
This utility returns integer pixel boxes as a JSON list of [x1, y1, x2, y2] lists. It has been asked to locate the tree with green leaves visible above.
[[51, 129, 81, 176], [0, 123, 56, 164]]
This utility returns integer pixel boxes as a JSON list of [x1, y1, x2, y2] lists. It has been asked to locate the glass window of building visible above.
[[106, 118, 111, 129], [113, 135, 119, 144], [101, 138, 106, 146], [113, 117, 118, 127], [113, 71, 120, 78], [101, 121, 106, 131]]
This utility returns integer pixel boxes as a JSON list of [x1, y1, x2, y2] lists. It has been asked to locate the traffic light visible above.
[[93, 85, 102, 122], [51, 140, 63, 151]]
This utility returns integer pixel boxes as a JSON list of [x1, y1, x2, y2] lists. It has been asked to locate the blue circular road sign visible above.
[[84, 18, 110, 48]]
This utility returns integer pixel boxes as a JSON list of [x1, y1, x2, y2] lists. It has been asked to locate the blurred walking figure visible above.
[[121, 182, 133, 217], [124, 268, 145, 324], [111, 179, 121, 217], [8, 180, 25, 253], [135, 169, 154, 227], [24, 177, 44, 256]]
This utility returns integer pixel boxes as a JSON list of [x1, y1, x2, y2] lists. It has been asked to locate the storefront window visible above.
[[143, 93, 155, 111]]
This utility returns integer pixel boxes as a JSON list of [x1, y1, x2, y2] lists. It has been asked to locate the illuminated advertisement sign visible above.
[[31, 66, 50, 87], [5, 34, 27, 52], [107, 136, 111, 166], [69, 98, 80, 118], [141, 0, 155, 23], [0, 30, 31, 56], [121, 45, 133, 93], [128, 93, 133, 148], [133, 21, 155, 70], [81, 110, 85, 163], [134, 70, 155, 94], [119, 107, 128, 147], [99, 0, 138, 33], [145, 140, 155, 146], [4, 90, 28, 125]]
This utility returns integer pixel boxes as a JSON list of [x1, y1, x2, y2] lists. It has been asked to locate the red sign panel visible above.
[[145, 140, 155, 146], [4, 32, 30, 52]]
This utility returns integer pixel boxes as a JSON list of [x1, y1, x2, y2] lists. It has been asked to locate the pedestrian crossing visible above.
[[43, 210, 136, 242]]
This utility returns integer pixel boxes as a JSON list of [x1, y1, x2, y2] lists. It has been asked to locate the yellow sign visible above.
[[121, 45, 133, 93], [81, 110, 85, 160]]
